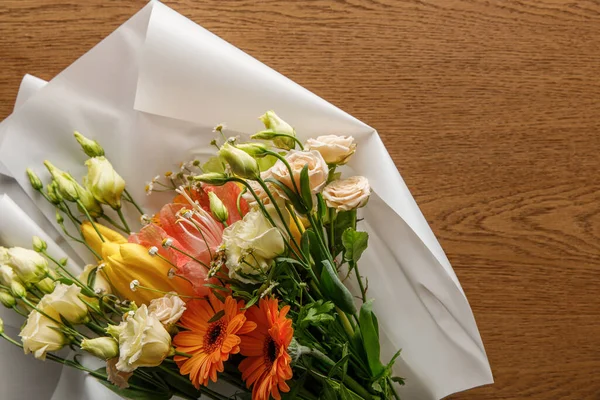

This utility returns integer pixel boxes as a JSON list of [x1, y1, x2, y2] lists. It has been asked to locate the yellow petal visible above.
[[103, 243, 195, 305], [81, 221, 127, 255]]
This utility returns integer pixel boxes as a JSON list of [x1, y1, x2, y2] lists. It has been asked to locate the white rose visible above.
[[148, 294, 186, 326], [271, 150, 329, 194], [222, 209, 285, 283], [107, 305, 171, 372], [85, 156, 126, 209], [19, 309, 67, 360], [78, 264, 112, 295], [305, 135, 356, 165], [38, 283, 89, 324], [7, 247, 48, 283], [322, 176, 371, 211]]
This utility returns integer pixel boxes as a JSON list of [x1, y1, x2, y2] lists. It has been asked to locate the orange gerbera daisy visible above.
[[239, 298, 294, 400], [173, 293, 256, 388]]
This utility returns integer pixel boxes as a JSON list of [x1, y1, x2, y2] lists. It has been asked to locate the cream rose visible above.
[[148, 294, 186, 326], [322, 176, 371, 211], [222, 209, 285, 283], [7, 247, 48, 284], [107, 304, 172, 372], [271, 150, 329, 194], [305, 135, 356, 165], [242, 170, 279, 208], [19, 309, 67, 360], [78, 264, 112, 295]]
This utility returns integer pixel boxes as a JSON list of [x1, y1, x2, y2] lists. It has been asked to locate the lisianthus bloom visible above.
[[131, 183, 248, 295], [82, 221, 195, 304], [173, 293, 256, 388], [239, 298, 293, 400]]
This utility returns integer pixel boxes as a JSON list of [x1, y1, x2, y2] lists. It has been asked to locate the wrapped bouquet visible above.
[[1, 121, 405, 400], [0, 2, 492, 399]]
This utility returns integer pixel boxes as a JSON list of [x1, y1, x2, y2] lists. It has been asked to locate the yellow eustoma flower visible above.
[[81, 222, 194, 305]]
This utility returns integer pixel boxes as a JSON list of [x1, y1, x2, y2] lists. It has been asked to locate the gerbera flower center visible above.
[[263, 337, 278, 367], [204, 320, 227, 352]]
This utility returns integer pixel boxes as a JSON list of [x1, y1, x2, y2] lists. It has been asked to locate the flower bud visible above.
[[78, 264, 112, 295], [7, 247, 48, 284], [74, 131, 105, 157], [46, 181, 62, 204], [258, 110, 296, 150], [36, 277, 55, 294], [0, 317, 3, 334], [81, 337, 119, 360], [44, 161, 79, 202], [208, 192, 229, 223], [236, 142, 270, 158], [77, 186, 104, 218], [193, 172, 230, 186], [218, 142, 260, 179], [10, 281, 27, 298], [55, 210, 64, 225], [26, 168, 43, 190], [32, 236, 47, 253], [0, 290, 16, 308], [84, 156, 126, 209]]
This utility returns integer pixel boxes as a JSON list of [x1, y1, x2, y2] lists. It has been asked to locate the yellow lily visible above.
[[81, 222, 194, 305]]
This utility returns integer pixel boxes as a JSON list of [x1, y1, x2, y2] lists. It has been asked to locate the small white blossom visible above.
[[162, 238, 173, 249], [148, 246, 158, 256], [130, 280, 139, 292]]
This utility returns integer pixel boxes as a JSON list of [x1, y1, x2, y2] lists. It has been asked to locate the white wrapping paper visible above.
[[0, 1, 492, 398]]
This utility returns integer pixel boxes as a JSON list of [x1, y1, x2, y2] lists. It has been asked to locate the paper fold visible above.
[[0, 2, 492, 398]]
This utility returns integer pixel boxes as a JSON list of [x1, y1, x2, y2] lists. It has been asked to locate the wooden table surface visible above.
[[1, 1, 599, 399]]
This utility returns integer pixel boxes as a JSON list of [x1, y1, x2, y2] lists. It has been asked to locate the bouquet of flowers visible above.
[[0, 114, 405, 400]]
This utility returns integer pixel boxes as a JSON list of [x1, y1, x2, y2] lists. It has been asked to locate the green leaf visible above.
[[242, 296, 259, 310], [327, 344, 350, 379], [359, 300, 385, 377], [320, 260, 357, 314], [297, 300, 336, 329], [257, 154, 278, 172], [86, 266, 98, 289], [331, 210, 356, 257], [203, 283, 229, 292], [342, 228, 369, 264], [208, 309, 226, 323], [339, 385, 364, 400], [299, 164, 313, 211], [201, 156, 225, 174]]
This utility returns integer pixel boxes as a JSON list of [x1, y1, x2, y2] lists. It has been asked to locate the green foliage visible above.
[[330, 210, 356, 257], [321, 260, 357, 315], [342, 229, 369, 264], [297, 300, 336, 329], [358, 300, 384, 377], [299, 164, 313, 211], [266, 178, 307, 214]]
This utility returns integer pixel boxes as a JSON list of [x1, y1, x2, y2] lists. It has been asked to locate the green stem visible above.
[[159, 365, 228, 400], [116, 207, 131, 233], [11, 305, 28, 317], [43, 251, 97, 298], [302, 346, 377, 400], [389, 377, 402, 400], [353, 261, 367, 303], [169, 245, 210, 270], [256, 177, 303, 259], [336, 306, 355, 338], [124, 189, 144, 215], [76, 200, 105, 242]]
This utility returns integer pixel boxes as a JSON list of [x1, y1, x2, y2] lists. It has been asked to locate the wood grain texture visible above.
[[1, 0, 600, 398]]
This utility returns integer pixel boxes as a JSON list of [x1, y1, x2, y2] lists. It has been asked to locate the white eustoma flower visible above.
[[107, 304, 172, 373], [20, 309, 67, 360], [222, 209, 285, 283], [7, 247, 48, 284], [38, 283, 88, 324]]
